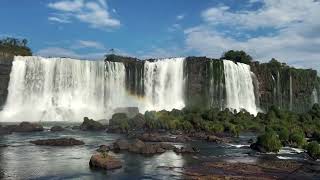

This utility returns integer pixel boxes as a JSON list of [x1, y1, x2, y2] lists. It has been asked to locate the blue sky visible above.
[[0, 0, 319, 71]]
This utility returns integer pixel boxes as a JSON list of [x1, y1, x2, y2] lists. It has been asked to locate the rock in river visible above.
[[50, 126, 64, 132], [89, 153, 122, 170], [80, 117, 105, 131], [30, 138, 84, 146]]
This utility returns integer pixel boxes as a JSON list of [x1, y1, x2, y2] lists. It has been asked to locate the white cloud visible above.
[[75, 40, 106, 49], [48, 16, 70, 23], [48, 0, 84, 12], [201, 0, 316, 30], [176, 14, 185, 20], [168, 23, 181, 32], [184, 0, 320, 72], [48, 0, 120, 29]]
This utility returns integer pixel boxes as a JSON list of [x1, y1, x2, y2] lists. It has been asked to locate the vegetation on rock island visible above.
[[0, 37, 32, 56], [107, 103, 320, 157]]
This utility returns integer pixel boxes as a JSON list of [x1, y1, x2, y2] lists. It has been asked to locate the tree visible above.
[[221, 50, 253, 64]]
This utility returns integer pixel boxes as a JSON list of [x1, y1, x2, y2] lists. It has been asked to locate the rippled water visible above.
[[0, 124, 311, 180]]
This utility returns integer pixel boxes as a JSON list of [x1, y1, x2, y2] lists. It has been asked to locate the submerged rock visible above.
[[89, 153, 122, 170], [112, 138, 173, 155], [0, 126, 11, 135], [139, 133, 191, 143], [113, 139, 130, 150], [11, 122, 43, 132], [30, 138, 84, 146], [50, 126, 64, 132], [80, 117, 105, 131], [174, 146, 200, 154]]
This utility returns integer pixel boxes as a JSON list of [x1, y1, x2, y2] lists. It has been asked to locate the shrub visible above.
[[278, 128, 289, 144], [221, 50, 252, 64], [306, 141, 320, 160], [289, 131, 306, 148], [256, 130, 282, 153]]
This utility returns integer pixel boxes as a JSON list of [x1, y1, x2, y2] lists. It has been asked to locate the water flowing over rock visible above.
[[0, 55, 319, 122], [223, 60, 258, 115], [143, 58, 185, 112]]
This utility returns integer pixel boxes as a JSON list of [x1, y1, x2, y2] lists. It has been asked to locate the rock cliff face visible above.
[[0, 54, 13, 109], [251, 61, 319, 112], [106, 55, 319, 113]]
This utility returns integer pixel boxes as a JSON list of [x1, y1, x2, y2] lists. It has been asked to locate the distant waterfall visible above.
[[223, 60, 258, 115], [143, 58, 185, 112], [312, 88, 319, 105], [289, 75, 293, 110]]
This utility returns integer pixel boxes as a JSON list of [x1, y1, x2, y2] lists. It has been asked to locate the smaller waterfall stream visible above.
[[223, 60, 258, 115]]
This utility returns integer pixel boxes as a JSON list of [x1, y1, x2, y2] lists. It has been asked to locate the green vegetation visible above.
[[0, 37, 32, 56], [256, 130, 282, 153], [306, 141, 320, 160], [221, 50, 252, 64]]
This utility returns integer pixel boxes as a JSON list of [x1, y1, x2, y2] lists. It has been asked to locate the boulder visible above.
[[89, 153, 122, 170], [174, 146, 200, 154], [113, 139, 130, 150], [0, 126, 11, 135], [108, 113, 129, 133], [80, 117, 105, 131], [97, 145, 111, 153], [128, 139, 145, 153], [30, 138, 84, 146], [207, 135, 228, 144], [12, 122, 43, 132], [250, 143, 267, 153], [50, 126, 64, 132], [139, 133, 190, 143]]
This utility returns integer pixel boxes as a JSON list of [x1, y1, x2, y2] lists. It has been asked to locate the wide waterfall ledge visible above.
[[0, 56, 266, 122]]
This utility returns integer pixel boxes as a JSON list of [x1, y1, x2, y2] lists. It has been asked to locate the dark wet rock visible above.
[[113, 139, 130, 150], [30, 138, 84, 146], [97, 145, 111, 153], [250, 142, 267, 153], [71, 126, 80, 130], [89, 153, 122, 170], [12, 122, 43, 132], [139, 133, 191, 143], [0, 126, 11, 135], [248, 138, 254, 144], [50, 126, 64, 132], [128, 139, 145, 153], [108, 113, 129, 133], [80, 117, 105, 131], [206, 135, 228, 144], [0, 144, 8, 148], [174, 146, 200, 154], [184, 160, 303, 180]]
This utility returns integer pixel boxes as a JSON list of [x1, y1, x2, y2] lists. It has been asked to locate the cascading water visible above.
[[0, 56, 109, 122], [223, 60, 258, 115], [143, 58, 185, 112], [312, 88, 319, 105], [0, 56, 186, 122]]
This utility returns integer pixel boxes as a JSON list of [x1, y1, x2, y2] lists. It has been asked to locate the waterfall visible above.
[[223, 60, 258, 115], [312, 88, 319, 105], [0, 56, 109, 122], [0, 56, 186, 122], [289, 75, 293, 110], [143, 58, 185, 112]]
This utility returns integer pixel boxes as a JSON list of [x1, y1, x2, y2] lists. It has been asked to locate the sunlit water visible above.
[[0, 124, 312, 180]]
